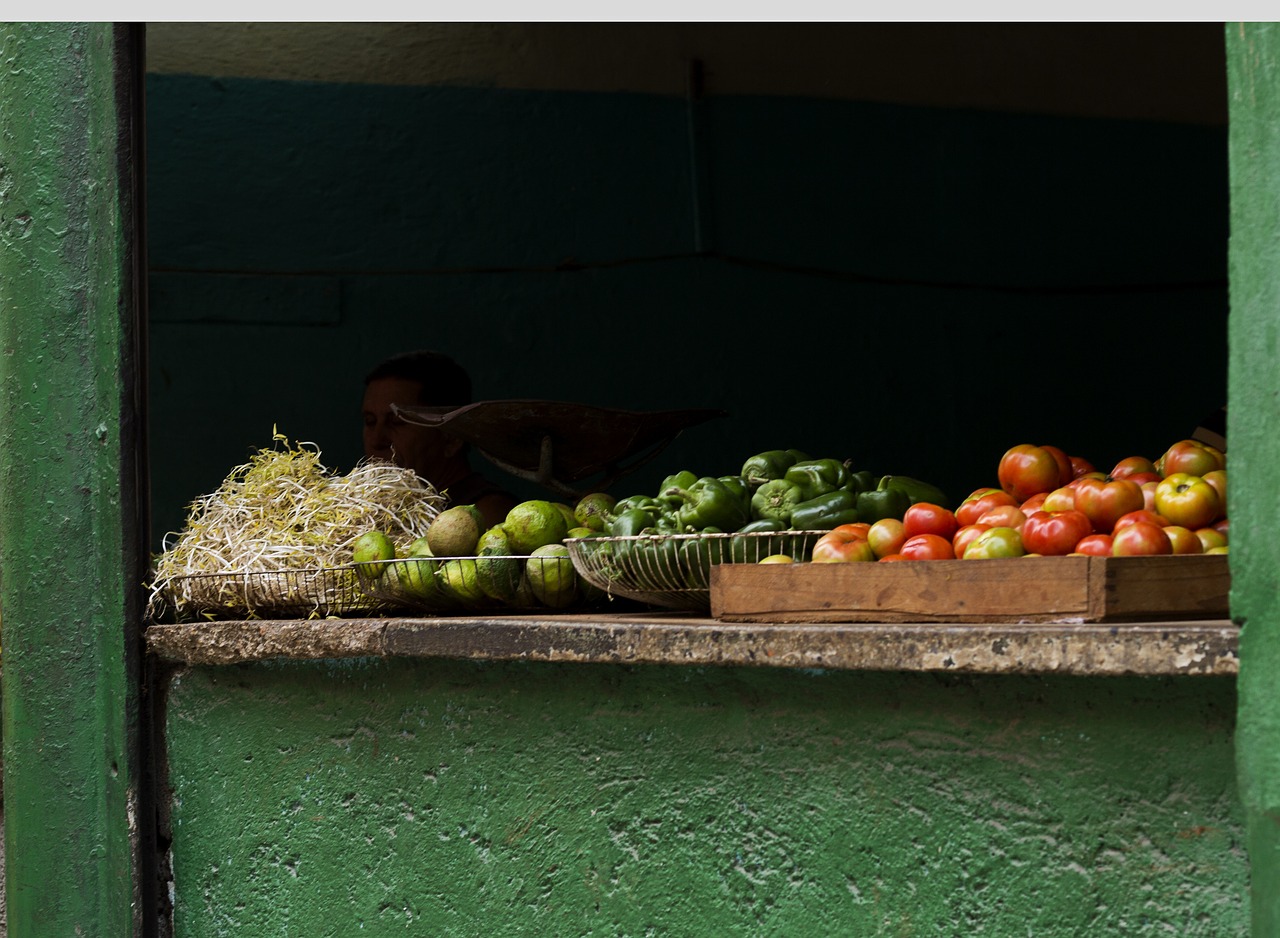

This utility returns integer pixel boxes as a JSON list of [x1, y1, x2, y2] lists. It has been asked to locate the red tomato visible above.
[[1073, 533, 1114, 556], [1203, 469, 1227, 509], [1020, 510, 1093, 556], [902, 503, 959, 541], [1041, 445, 1074, 486], [812, 525, 875, 563], [962, 526, 1025, 559], [1163, 525, 1205, 554], [1069, 455, 1098, 479], [955, 489, 1018, 527], [1111, 521, 1173, 556], [1154, 473, 1223, 529], [1140, 481, 1159, 512], [867, 518, 907, 559], [1157, 440, 1225, 478], [1125, 471, 1162, 486], [1111, 455, 1159, 480], [1114, 509, 1169, 531], [1019, 492, 1049, 514], [1072, 477, 1145, 534], [899, 534, 956, 561], [1041, 486, 1077, 513], [1195, 527, 1228, 551], [976, 505, 1027, 530], [998, 444, 1069, 502], [1213, 517, 1230, 541], [878, 553, 908, 562], [953, 523, 992, 560]]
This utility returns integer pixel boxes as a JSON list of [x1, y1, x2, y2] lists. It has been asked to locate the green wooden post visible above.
[[0, 23, 151, 936], [1228, 20, 1280, 934]]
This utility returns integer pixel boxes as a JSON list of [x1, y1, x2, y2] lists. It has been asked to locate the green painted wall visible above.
[[145, 77, 1228, 547], [1227, 21, 1280, 935], [164, 660, 1245, 936], [0, 22, 149, 937]]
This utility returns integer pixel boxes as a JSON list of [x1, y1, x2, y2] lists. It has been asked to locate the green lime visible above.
[[573, 492, 617, 532], [474, 525, 521, 602], [502, 500, 569, 554], [552, 502, 578, 531], [406, 537, 434, 558], [526, 543, 578, 609], [426, 504, 486, 557], [390, 556, 441, 600], [352, 530, 396, 577], [439, 558, 486, 604]]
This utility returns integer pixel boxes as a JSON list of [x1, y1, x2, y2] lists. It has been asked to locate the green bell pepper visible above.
[[680, 526, 724, 588], [844, 469, 877, 495], [749, 479, 805, 526], [741, 450, 802, 489], [664, 476, 749, 532], [609, 494, 663, 519], [790, 489, 860, 531], [657, 470, 699, 508], [855, 484, 911, 524], [608, 507, 659, 538], [783, 458, 849, 502], [718, 474, 751, 512], [878, 475, 951, 509], [730, 517, 789, 563]]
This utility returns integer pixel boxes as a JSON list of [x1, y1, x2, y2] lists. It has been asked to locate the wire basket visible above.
[[352, 553, 607, 615], [565, 530, 826, 611], [156, 566, 387, 622]]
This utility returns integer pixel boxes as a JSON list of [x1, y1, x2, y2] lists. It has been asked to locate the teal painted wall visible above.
[[164, 660, 1245, 936], [145, 77, 1228, 546]]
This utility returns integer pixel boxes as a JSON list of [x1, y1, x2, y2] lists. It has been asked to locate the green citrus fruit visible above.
[[502, 500, 569, 554], [526, 543, 578, 608], [406, 537, 434, 558], [389, 556, 441, 601], [352, 530, 396, 576], [573, 492, 617, 532], [426, 504, 486, 557], [552, 502, 578, 530], [474, 525, 521, 602], [439, 558, 486, 604]]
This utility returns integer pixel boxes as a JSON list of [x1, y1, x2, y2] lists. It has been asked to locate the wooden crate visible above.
[[711, 554, 1230, 624]]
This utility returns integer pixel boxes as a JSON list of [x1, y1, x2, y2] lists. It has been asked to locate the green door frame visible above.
[[0, 20, 1277, 936], [1227, 20, 1280, 936], [0, 23, 153, 938]]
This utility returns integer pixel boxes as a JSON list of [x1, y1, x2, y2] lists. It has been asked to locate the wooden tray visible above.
[[711, 554, 1230, 624]]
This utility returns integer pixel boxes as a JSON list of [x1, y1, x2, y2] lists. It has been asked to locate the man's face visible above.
[[361, 376, 463, 484]]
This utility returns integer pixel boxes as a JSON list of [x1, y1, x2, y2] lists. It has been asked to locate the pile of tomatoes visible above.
[[810, 439, 1228, 563]]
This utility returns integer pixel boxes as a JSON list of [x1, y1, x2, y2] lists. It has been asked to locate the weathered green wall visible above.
[[1227, 20, 1280, 935], [0, 22, 149, 938], [164, 660, 1245, 936]]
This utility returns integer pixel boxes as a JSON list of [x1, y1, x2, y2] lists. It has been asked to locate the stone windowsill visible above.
[[145, 613, 1239, 676]]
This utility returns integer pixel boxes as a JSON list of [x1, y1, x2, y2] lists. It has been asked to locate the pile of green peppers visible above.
[[592, 450, 949, 584]]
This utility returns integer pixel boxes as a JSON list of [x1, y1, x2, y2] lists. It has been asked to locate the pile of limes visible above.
[[351, 493, 616, 611]]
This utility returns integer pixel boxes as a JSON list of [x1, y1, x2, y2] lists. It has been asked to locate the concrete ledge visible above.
[[145, 614, 1239, 676]]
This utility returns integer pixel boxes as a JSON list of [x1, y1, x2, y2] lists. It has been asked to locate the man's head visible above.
[[362, 351, 473, 486]]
